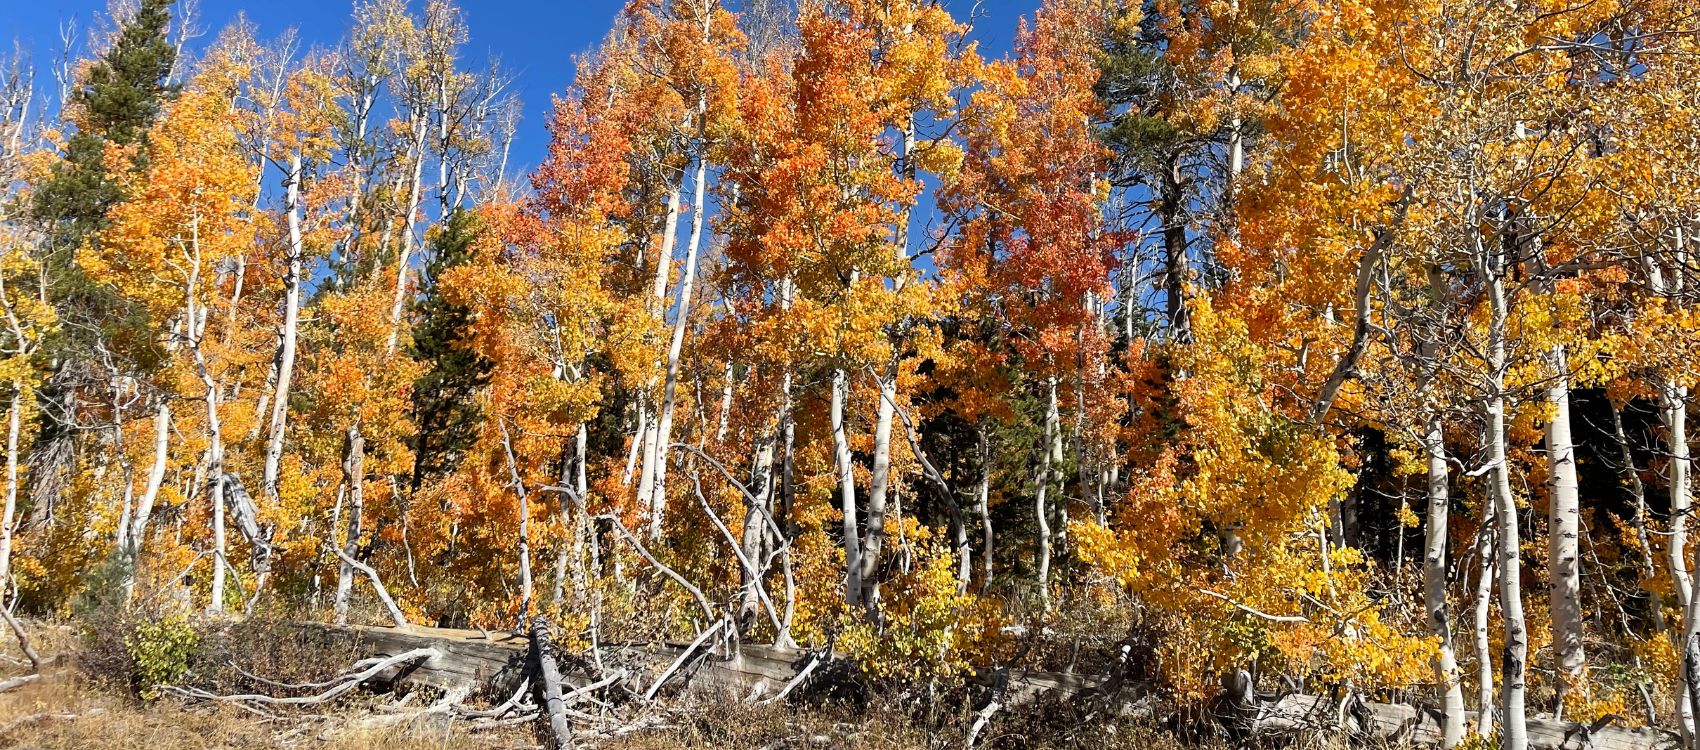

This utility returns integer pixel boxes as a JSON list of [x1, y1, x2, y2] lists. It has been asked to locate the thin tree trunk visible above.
[[263, 153, 305, 505], [1473, 494, 1497, 738], [1160, 160, 1190, 342], [833, 367, 861, 608], [1546, 345, 1585, 710], [1036, 377, 1059, 612], [499, 417, 533, 622], [384, 116, 429, 355], [334, 425, 365, 625], [193, 324, 227, 613], [1611, 401, 1664, 631], [860, 368, 896, 611], [646, 137, 708, 540], [0, 388, 19, 588], [1486, 271, 1528, 750], [717, 361, 734, 442], [1424, 404, 1466, 747], [978, 428, 994, 594], [1669, 379, 1697, 744], [740, 412, 779, 627], [122, 401, 171, 604]]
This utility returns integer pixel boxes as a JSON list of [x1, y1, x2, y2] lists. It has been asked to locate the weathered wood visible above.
[[297, 622, 529, 696], [530, 616, 575, 750], [302, 622, 1681, 750]]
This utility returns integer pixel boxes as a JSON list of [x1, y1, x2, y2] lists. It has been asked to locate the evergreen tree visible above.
[[409, 208, 493, 494], [31, 0, 179, 243], [21, 0, 178, 527]]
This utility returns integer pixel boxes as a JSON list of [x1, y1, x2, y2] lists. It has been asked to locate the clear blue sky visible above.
[[0, 1, 1037, 177]]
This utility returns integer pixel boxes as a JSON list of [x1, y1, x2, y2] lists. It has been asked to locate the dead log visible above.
[[294, 622, 1682, 750], [530, 616, 575, 750]]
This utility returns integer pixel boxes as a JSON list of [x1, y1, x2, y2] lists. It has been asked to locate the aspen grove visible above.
[[2, 0, 1700, 747]]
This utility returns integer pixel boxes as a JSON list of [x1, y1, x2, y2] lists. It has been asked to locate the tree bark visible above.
[[1474, 497, 1497, 739], [384, 110, 430, 355], [978, 428, 994, 594], [263, 152, 305, 506], [0, 388, 19, 589], [334, 425, 366, 625], [1669, 379, 1698, 744], [1423, 404, 1466, 747], [1546, 345, 1585, 710], [832, 367, 861, 608], [1486, 268, 1528, 750], [499, 417, 534, 622], [1035, 377, 1060, 612], [859, 368, 896, 611], [121, 400, 171, 604], [646, 134, 708, 541]]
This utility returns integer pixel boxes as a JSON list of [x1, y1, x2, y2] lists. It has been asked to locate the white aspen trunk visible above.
[[263, 152, 305, 504], [740, 434, 776, 626], [629, 175, 685, 510], [1487, 268, 1528, 750], [651, 184, 683, 307], [646, 138, 709, 540], [833, 367, 861, 608], [384, 116, 430, 355], [1546, 344, 1585, 709], [187, 260, 228, 614], [1035, 377, 1059, 612], [978, 428, 994, 594], [1424, 405, 1466, 747], [334, 425, 365, 625], [1669, 380, 1697, 744], [205, 387, 226, 614], [717, 361, 734, 442], [860, 368, 896, 611], [122, 401, 171, 604], [552, 429, 581, 607], [499, 418, 533, 621], [1474, 497, 1497, 739], [0, 388, 19, 588], [1670, 381, 1693, 616]]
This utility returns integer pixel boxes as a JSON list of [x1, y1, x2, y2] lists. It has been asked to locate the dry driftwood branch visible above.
[[0, 601, 41, 672], [331, 546, 409, 629], [164, 647, 439, 706], [965, 668, 1008, 748], [644, 617, 727, 702], [0, 594, 42, 693]]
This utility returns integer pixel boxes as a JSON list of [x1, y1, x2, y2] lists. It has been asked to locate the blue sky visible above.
[[1, 1, 1038, 177]]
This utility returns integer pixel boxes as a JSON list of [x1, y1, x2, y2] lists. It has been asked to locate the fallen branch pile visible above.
[[149, 619, 1685, 750]]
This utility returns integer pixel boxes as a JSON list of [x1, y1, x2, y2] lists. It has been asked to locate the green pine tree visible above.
[[409, 209, 494, 494], [21, 0, 178, 529], [31, 0, 179, 244]]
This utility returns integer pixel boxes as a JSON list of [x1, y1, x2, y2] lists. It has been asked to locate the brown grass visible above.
[[0, 616, 1212, 750]]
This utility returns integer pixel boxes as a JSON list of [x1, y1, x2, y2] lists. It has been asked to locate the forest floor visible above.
[[0, 618, 1190, 750], [0, 672, 1193, 749]]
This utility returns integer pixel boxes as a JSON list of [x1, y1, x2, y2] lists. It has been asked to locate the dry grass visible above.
[[0, 618, 536, 750], [0, 616, 1212, 750], [0, 674, 549, 749]]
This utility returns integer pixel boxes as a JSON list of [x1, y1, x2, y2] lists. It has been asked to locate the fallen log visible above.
[[298, 622, 1681, 750], [530, 616, 575, 750]]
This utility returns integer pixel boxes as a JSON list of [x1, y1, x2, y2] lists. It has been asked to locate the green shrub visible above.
[[124, 614, 199, 700]]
